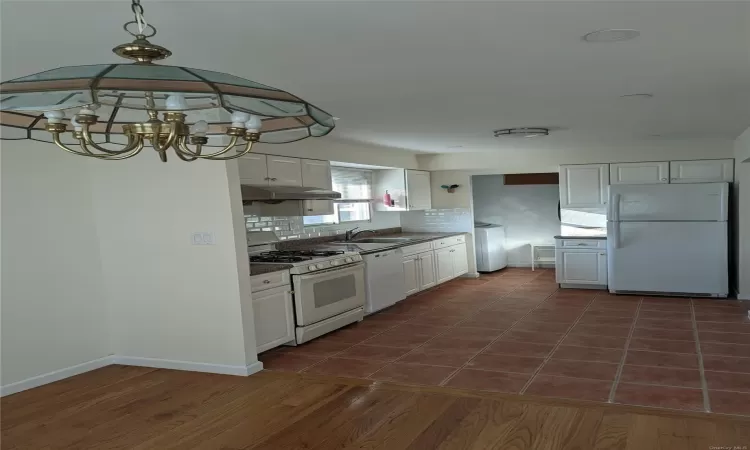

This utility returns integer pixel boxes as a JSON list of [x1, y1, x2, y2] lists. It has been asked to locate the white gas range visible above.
[[248, 234, 365, 344]]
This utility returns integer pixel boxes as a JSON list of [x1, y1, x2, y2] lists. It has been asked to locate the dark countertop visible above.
[[554, 235, 607, 240], [249, 264, 293, 276], [305, 232, 468, 255]]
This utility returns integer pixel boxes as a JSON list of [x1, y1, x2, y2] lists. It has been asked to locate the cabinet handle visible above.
[[599, 253, 605, 255], [263, 280, 271, 284], [307, 209, 313, 212], [271, 177, 278, 181], [661, 178, 667, 181], [264, 177, 270, 180]]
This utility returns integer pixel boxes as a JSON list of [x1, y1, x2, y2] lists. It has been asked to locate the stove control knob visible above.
[[316, 264, 325, 269], [308, 265, 317, 271], [331, 260, 341, 266]]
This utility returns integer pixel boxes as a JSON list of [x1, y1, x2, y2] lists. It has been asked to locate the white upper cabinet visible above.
[[237, 154, 269, 185], [405, 170, 432, 210], [301, 159, 332, 189], [266, 156, 303, 187], [559, 164, 610, 208], [610, 162, 669, 185], [670, 159, 734, 183]]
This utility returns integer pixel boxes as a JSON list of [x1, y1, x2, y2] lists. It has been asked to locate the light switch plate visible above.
[[191, 232, 215, 245]]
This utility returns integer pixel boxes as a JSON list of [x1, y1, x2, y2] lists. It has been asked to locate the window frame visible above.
[[303, 199, 372, 227]]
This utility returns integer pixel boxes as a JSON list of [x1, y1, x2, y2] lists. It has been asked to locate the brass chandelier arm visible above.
[[81, 127, 142, 154], [172, 137, 199, 162], [52, 133, 106, 158], [150, 124, 179, 153], [194, 139, 256, 161], [81, 138, 146, 160], [177, 135, 240, 159]]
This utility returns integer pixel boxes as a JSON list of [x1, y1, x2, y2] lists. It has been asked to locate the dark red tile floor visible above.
[[258, 268, 750, 417]]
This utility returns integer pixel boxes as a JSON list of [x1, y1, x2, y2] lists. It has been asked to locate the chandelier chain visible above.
[[131, 0, 147, 34]]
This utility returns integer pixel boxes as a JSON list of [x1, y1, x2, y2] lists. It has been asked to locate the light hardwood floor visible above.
[[2, 365, 749, 449]]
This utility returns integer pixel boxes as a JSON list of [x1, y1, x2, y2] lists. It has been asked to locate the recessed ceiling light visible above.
[[620, 93, 654, 99], [583, 29, 640, 42], [493, 128, 549, 138]]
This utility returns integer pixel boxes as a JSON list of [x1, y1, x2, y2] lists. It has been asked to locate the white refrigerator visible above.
[[607, 182, 728, 297]]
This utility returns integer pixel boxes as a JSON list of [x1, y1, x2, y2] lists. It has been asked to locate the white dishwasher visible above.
[[363, 248, 406, 314]]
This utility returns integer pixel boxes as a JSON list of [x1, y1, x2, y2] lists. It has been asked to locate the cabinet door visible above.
[[451, 244, 469, 276], [302, 200, 334, 216], [252, 285, 294, 353], [559, 164, 609, 208], [237, 154, 269, 185], [301, 159, 332, 189], [555, 249, 607, 285], [405, 170, 432, 210], [435, 248, 455, 284], [670, 159, 734, 183], [403, 255, 420, 297], [417, 251, 437, 290], [267, 156, 303, 186], [610, 162, 669, 185]]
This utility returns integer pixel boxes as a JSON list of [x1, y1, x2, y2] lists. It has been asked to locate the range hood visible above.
[[241, 185, 342, 202]]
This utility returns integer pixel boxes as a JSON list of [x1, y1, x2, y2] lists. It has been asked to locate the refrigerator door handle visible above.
[[612, 193, 621, 222], [612, 221, 620, 249]]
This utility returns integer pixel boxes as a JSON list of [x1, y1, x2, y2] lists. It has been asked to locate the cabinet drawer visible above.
[[432, 235, 465, 250], [402, 242, 432, 256], [250, 270, 291, 293], [557, 239, 606, 249]]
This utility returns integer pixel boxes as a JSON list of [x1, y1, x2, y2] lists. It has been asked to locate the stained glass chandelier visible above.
[[0, 0, 335, 162]]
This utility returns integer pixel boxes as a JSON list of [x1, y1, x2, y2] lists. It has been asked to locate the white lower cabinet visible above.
[[252, 284, 295, 353], [451, 244, 469, 276], [555, 248, 607, 286], [403, 255, 420, 296], [435, 248, 455, 284], [418, 251, 437, 290]]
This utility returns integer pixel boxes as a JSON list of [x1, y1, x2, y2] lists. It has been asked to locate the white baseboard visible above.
[[2, 356, 266, 397], [0, 355, 115, 397], [461, 272, 481, 278], [112, 356, 262, 377]]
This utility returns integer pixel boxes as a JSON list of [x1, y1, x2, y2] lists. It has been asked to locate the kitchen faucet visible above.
[[345, 227, 377, 241]]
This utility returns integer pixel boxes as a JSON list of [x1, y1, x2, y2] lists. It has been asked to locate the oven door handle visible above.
[[296, 262, 364, 279]]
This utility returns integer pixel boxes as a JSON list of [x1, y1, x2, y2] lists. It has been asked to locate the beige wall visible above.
[[1, 143, 110, 387], [418, 139, 735, 171], [734, 128, 750, 299], [255, 137, 420, 170], [90, 155, 255, 369]]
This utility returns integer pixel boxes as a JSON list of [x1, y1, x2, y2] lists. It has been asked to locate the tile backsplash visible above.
[[244, 203, 401, 241]]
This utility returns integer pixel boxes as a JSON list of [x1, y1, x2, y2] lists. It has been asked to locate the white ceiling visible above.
[[2, 1, 749, 154]]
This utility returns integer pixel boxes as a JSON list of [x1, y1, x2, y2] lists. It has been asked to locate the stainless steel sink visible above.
[[330, 238, 413, 244]]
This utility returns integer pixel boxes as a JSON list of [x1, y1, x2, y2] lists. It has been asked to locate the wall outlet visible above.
[[191, 232, 215, 245]]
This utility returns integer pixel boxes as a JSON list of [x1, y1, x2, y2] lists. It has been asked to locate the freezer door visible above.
[[607, 221, 728, 296], [608, 183, 728, 222]]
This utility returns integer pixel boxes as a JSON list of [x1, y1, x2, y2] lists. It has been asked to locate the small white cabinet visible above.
[[301, 159, 332, 189], [670, 159, 734, 183], [302, 199, 334, 216], [610, 161, 669, 185], [403, 255, 420, 296], [405, 170, 432, 210], [252, 285, 295, 353], [451, 244, 469, 277], [559, 164, 609, 208], [266, 156, 303, 186], [373, 168, 432, 211], [555, 248, 607, 287], [435, 248, 455, 284]]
